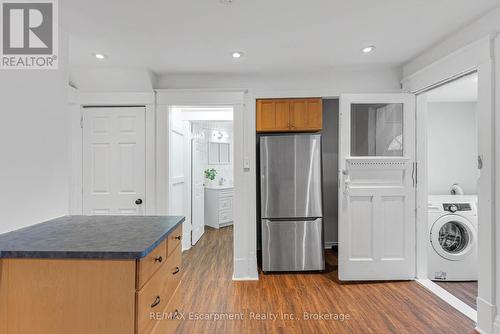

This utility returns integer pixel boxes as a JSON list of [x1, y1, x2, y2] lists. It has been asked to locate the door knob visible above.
[[135, 198, 143, 205]]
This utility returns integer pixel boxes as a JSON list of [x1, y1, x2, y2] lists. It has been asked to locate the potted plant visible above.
[[204, 168, 217, 186]]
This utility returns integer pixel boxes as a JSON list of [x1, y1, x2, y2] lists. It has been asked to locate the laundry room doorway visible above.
[[414, 72, 480, 322]]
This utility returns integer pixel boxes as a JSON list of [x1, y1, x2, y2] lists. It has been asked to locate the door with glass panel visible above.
[[338, 94, 416, 280]]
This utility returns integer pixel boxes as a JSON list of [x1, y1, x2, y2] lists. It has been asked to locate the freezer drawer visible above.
[[261, 218, 324, 271]]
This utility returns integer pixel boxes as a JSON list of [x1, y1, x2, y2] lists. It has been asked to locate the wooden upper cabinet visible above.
[[256, 98, 323, 132], [304, 99, 323, 130], [256, 99, 290, 132]]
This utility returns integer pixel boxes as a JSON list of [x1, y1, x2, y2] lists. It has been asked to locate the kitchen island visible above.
[[0, 215, 184, 334]]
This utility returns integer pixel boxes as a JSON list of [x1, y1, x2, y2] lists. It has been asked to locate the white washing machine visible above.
[[427, 195, 478, 281]]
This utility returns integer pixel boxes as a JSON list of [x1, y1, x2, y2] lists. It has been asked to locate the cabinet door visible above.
[[305, 98, 323, 130], [290, 98, 323, 131], [289, 99, 307, 130], [256, 99, 290, 132]]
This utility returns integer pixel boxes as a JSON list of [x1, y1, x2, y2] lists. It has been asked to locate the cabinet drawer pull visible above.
[[172, 266, 180, 275], [174, 235, 182, 240], [154, 256, 163, 263], [151, 296, 161, 308]]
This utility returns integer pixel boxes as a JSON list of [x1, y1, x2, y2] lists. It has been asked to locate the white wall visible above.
[[403, 6, 500, 77], [427, 102, 478, 195], [202, 121, 233, 184], [70, 67, 156, 92], [494, 36, 500, 334], [190, 121, 235, 185], [156, 66, 402, 92], [0, 30, 70, 234]]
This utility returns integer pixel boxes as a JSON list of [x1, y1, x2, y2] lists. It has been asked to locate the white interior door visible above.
[[191, 136, 207, 245], [169, 111, 190, 250], [83, 107, 146, 215], [338, 94, 416, 280]]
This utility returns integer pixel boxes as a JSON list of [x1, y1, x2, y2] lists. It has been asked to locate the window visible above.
[[350, 103, 404, 157]]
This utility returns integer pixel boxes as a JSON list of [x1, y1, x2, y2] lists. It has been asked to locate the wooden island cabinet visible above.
[[0, 216, 184, 334], [256, 98, 323, 132]]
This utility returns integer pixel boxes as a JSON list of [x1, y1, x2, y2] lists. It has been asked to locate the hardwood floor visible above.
[[435, 281, 478, 309], [177, 226, 476, 333]]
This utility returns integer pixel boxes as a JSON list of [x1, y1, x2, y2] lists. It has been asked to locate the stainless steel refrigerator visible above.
[[260, 134, 324, 271]]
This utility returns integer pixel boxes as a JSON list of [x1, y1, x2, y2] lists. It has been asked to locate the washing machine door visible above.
[[430, 215, 475, 261]]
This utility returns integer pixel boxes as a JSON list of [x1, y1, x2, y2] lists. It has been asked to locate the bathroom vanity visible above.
[[205, 186, 234, 229]]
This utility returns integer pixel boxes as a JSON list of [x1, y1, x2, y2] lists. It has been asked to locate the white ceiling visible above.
[[426, 73, 478, 102], [62, 0, 500, 74]]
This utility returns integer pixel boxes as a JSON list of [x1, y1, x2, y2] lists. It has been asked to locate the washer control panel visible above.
[[443, 203, 472, 212]]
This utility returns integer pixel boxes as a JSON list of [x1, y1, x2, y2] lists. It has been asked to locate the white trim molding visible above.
[[405, 34, 497, 334], [68, 86, 82, 215], [401, 35, 495, 93], [155, 89, 258, 280], [71, 91, 157, 216], [68, 85, 80, 104], [416, 279, 477, 322], [79, 92, 155, 106]]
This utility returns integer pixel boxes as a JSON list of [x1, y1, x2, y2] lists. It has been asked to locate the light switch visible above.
[[243, 157, 250, 170]]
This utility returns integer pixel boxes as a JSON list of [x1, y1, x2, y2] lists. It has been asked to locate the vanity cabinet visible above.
[[256, 98, 323, 132], [205, 187, 234, 229]]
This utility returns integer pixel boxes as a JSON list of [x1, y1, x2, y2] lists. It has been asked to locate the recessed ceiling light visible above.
[[232, 51, 243, 59], [220, 0, 235, 4], [93, 53, 107, 60], [361, 46, 376, 53]]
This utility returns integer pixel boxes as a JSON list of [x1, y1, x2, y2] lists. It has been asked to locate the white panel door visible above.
[[83, 107, 146, 215], [339, 94, 416, 280], [191, 137, 206, 245], [169, 111, 190, 249]]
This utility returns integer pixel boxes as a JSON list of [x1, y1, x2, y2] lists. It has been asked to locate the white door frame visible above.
[[155, 89, 252, 279], [68, 86, 83, 215], [415, 74, 479, 323], [167, 113, 191, 250], [71, 92, 157, 216], [402, 35, 496, 334]]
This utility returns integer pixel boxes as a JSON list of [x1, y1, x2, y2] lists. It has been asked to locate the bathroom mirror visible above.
[[208, 142, 231, 164]]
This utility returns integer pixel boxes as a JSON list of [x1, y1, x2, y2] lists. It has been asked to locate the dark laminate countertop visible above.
[[0, 215, 185, 260]]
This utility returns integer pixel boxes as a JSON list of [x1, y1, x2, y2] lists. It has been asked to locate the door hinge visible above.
[[80, 115, 83, 129], [478, 155, 483, 170]]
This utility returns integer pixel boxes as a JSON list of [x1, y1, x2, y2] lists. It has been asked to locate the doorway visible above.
[[416, 72, 479, 320], [168, 106, 234, 251]]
